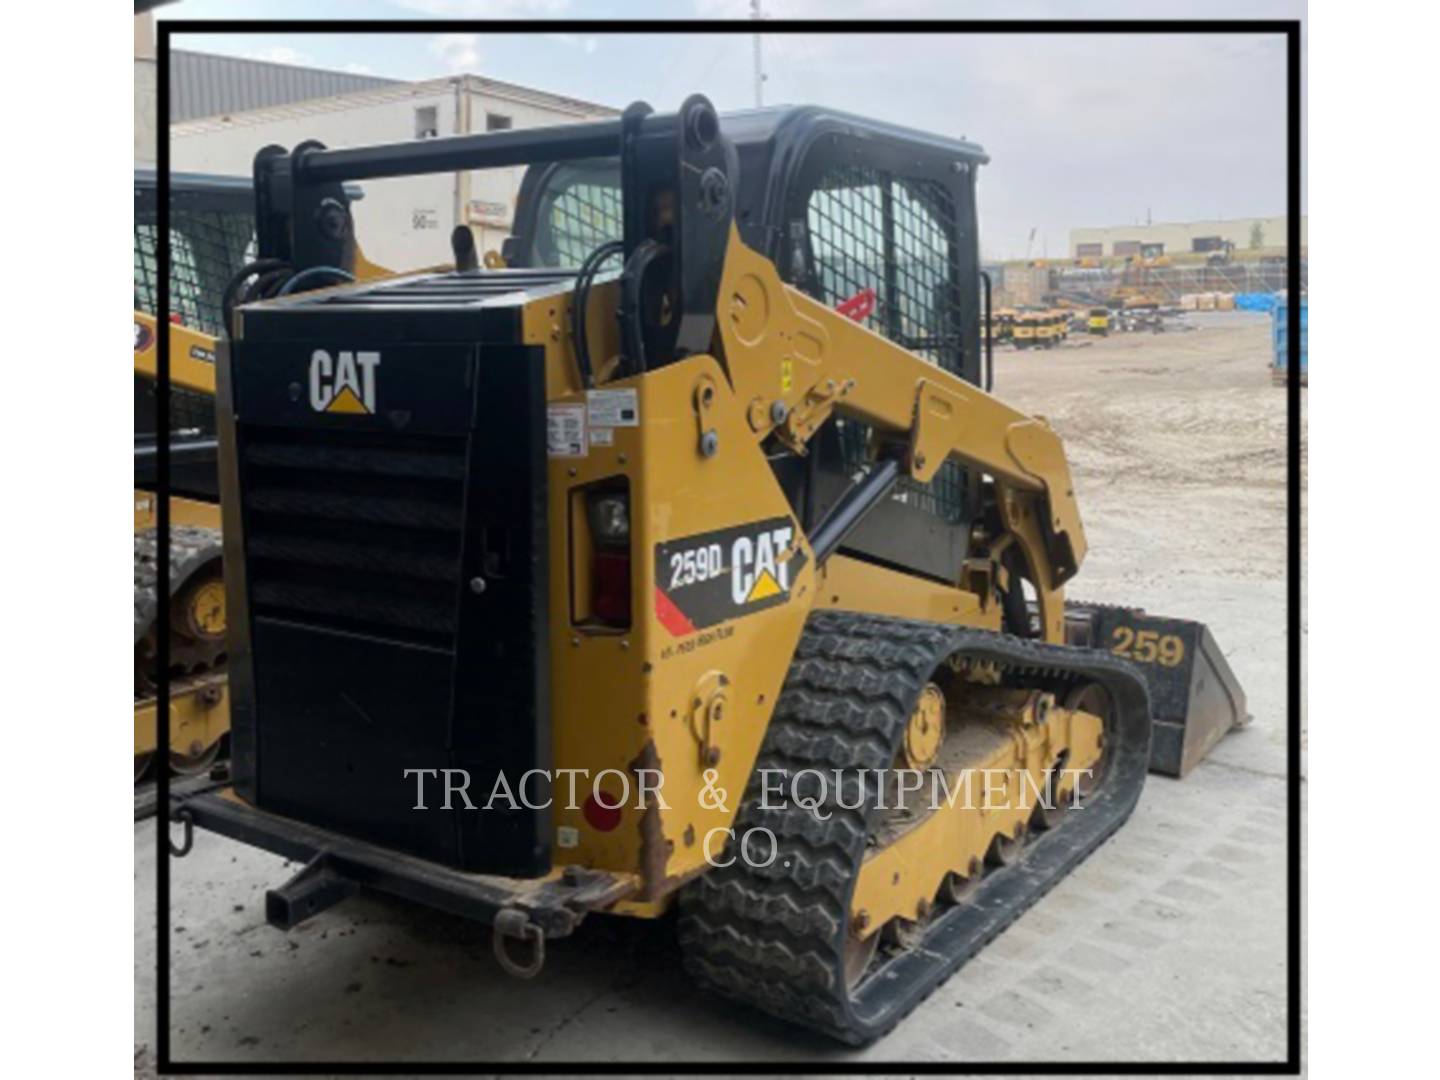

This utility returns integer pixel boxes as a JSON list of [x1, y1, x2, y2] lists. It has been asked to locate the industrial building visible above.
[[171, 73, 618, 271], [134, 13, 157, 164], [168, 49, 401, 123], [1070, 215, 1306, 259], [134, 15, 618, 270], [135, 16, 400, 164]]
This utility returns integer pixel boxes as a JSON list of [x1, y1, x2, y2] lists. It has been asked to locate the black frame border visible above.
[[154, 16, 1303, 1075]]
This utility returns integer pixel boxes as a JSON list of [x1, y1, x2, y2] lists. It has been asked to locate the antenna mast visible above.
[[751, 0, 765, 107]]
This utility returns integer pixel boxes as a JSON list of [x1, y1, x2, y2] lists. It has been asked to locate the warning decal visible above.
[[587, 388, 639, 427], [653, 516, 807, 635], [547, 403, 587, 457]]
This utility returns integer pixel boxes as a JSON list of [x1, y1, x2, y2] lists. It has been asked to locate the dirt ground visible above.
[[997, 310, 1301, 774], [134, 310, 1299, 1070], [1002, 311, 1293, 584]]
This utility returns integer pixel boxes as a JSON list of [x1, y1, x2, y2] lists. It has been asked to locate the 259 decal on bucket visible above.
[[653, 516, 807, 636]]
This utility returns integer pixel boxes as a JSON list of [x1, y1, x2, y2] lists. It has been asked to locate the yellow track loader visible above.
[[134, 170, 386, 783], [170, 98, 1246, 1044], [133, 169, 251, 780]]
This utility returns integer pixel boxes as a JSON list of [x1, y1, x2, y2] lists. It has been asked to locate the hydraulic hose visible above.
[[277, 266, 355, 296], [571, 240, 624, 388], [221, 258, 289, 336]]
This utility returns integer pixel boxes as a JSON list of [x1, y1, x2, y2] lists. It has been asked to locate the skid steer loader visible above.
[[169, 97, 1246, 1044], [134, 169, 251, 781], [134, 170, 387, 785]]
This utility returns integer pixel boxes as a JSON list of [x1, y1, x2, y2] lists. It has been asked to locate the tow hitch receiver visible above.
[[174, 788, 640, 939], [266, 854, 359, 930]]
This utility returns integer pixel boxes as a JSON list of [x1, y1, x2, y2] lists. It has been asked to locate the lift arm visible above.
[[713, 226, 1087, 591]]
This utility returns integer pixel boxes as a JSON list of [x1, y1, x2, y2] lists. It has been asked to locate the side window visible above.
[[530, 162, 623, 267], [131, 223, 201, 326], [134, 221, 158, 315], [804, 166, 967, 526], [547, 182, 622, 266], [134, 207, 256, 338], [169, 229, 205, 331], [805, 167, 961, 373], [805, 165, 887, 332]]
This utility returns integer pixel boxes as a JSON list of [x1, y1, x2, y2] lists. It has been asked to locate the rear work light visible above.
[[586, 488, 631, 628]]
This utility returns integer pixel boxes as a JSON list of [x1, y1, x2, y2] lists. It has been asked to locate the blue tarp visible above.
[[1273, 299, 1307, 372], [1235, 292, 1277, 312]]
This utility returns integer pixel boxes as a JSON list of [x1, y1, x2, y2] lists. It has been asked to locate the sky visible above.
[[159, 1, 1306, 260]]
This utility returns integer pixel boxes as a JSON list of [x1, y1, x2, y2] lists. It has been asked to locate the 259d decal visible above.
[[654, 517, 807, 637]]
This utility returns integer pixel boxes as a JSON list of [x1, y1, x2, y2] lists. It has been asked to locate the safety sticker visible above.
[[587, 388, 639, 427], [589, 426, 614, 447], [653, 516, 808, 636], [547, 403, 587, 457]]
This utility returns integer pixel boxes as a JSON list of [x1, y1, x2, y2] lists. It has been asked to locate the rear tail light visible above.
[[586, 489, 631, 628], [591, 550, 631, 626], [588, 494, 630, 544]]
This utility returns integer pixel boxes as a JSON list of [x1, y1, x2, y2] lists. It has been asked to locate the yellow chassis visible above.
[[502, 227, 1092, 928]]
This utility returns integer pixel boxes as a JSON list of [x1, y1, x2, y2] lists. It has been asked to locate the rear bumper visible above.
[[175, 787, 637, 938]]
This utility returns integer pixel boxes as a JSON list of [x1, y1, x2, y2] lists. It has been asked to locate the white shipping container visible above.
[[172, 76, 617, 274]]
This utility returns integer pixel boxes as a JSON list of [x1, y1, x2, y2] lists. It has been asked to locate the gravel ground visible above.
[[134, 311, 1299, 1071]]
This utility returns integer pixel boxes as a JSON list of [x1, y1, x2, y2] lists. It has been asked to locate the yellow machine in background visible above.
[[133, 312, 230, 780], [1015, 309, 1066, 350], [1034, 310, 1057, 348], [1088, 306, 1111, 335], [1012, 310, 1039, 348], [133, 170, 250, 781], [995, 307, 1016, 343], [133, 170, 387, 782]]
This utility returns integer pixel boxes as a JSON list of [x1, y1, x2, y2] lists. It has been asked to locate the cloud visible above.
[[546, 32, 599, 54], [393, 0, 570, 15], [243, 46, 314, 66], [430, 33, 481, 72], [735, 0, 1300, 15]]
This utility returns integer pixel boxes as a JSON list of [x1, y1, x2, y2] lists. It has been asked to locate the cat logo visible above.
[[654, 516, 808, 637], [731, 528, 791, 604], [309, 349, 380, 414]]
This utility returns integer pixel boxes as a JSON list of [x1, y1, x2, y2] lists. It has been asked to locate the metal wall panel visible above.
[[170, 50, 400, 122]]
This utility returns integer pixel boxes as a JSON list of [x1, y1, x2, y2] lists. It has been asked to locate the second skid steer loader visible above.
[[170, 97, 1245, 1044], [134, 169, 390, 786]]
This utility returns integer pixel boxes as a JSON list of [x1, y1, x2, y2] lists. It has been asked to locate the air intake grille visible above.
[[241, 426, 468, 647], [313, 268, 578, 307]]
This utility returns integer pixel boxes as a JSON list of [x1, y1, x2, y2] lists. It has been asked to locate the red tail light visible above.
[[591, 550, 631, 626], [586, 490, 631, 628]]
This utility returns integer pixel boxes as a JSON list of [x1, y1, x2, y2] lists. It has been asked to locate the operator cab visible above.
[[501, 106, 990, 584]]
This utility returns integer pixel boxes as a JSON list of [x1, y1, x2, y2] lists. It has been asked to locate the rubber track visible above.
[[677, 609, 1152, 1045]]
